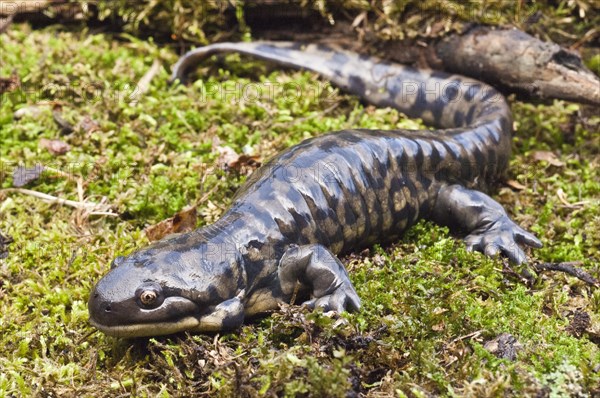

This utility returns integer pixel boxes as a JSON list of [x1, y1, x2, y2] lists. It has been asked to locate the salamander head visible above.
[[88, 241, 246, 338]]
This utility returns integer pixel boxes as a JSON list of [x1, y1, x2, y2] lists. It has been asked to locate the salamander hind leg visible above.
[[430, 184, 542, 264], [278, 244, 361, 313]]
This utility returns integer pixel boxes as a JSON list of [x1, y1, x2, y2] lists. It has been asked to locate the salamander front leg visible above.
[[278, 244, 361, 312], [430, 184, 542, 264]]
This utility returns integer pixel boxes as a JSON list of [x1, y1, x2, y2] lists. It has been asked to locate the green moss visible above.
[[87, 0, 600, 46], [0, 19, 598, 398]]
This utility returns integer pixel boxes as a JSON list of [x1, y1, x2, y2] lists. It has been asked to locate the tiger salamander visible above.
[[88, 42, 542, 337]]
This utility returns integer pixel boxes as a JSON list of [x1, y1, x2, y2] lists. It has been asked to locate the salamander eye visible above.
[[135, 282, 164, 309], [140, 290, 157, 305]]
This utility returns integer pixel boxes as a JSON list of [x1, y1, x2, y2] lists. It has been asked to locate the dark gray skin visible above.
[[88, 42, 542, 337]]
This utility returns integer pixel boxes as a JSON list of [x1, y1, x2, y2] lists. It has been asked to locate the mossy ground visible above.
[[1, 18, 599, 398]]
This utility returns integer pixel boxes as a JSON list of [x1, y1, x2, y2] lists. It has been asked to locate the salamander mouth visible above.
[[88, 294, 203, 338], [89, 315, 202, 338]]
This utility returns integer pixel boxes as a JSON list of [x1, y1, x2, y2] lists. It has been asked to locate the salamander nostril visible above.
[[105, 305, 112, 312]]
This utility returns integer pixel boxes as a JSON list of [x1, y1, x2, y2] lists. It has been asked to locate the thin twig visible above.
[[533, 261, 599, 287], [1, 188, 118, 216], [88, 211, 119, 216], [130, 58, 163, 103], [175, 109, 195, 134], [195, 183, 220, 206], [570, 28, 598, 50], [446, 330, 483, 347], [43, 165, 78, 182]]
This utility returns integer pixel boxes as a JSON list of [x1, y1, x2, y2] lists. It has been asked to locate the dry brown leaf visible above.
[[506, 179, 527, 190], [229, 154, 261, 173], [145, 206, 197, 241], [215, 145, 261, 174], [77, 116, 101, 133], [532, 150, 565, 167], [432, 322, 445, 332], [172, 206, 197, 232], [39, 138, 71, 155], [215, 145, 239, 168]]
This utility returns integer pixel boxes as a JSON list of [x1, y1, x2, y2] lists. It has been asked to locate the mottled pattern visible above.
[[88, 42, 541, 337]]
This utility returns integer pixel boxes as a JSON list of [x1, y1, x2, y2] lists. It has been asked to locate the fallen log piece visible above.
[[432, 26, 600, 106]]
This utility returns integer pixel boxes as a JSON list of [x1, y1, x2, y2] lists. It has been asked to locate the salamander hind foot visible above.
[[430, 184, 542, 265], [464, 216, 542, 264]]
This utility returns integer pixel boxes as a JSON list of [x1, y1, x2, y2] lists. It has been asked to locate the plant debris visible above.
[[130, 59, 163, 104], [76, 116, 101, 134], [0, 71, 19, 94], [532, 150, 565, 167], [565, 310, 591, 338], [216, 144, 261, 174], [145, 205, 198, 241], [483, 333, 522, 361], [0, 230, 13, 259], [533, 261, 599, 287], [505, 179, 527, 190], [2, 188, 117, 216], [39, 138, 71, 155], [52, 106, 74, 135]]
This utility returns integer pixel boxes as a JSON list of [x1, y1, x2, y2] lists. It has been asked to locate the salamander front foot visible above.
[[278, 244, 361, 313], [301, 284, 361, 313]]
